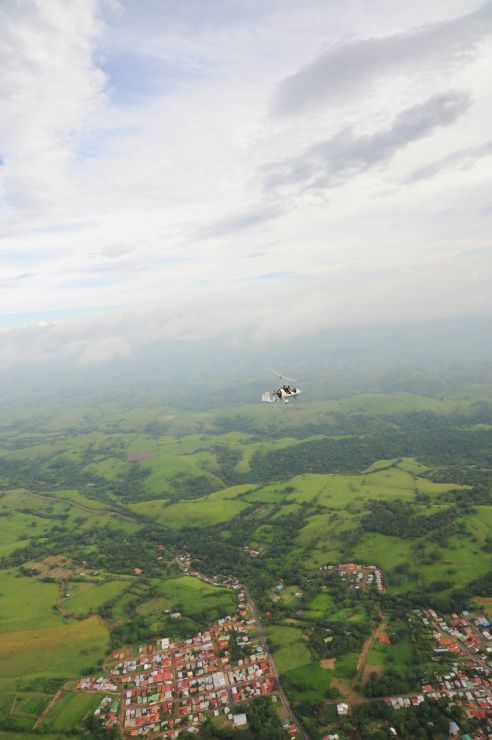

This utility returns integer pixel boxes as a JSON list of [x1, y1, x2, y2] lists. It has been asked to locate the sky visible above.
[[1, 0, 492, 368]]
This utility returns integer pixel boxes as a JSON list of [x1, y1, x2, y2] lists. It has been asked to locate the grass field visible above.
[[281, 468, 467, 509], [265, 625, 312, 674], [0, 509, 55, 558], [42, 489, 109, 510], [332, 651, 358, 682], [40, 691, 101, 731], [304, 592, 336, 617], [63, 580, 129, 616], [283, 662, 332, 700], [0, 616, 110, 681], [366, 636, 415, 677], [153, 575, 236, 621], [0, 570, 61, 632], [10, 691, 52, 718], [131, 490, 248, 528]]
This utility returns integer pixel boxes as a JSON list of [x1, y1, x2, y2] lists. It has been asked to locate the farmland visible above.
[[0, 616, 110, 681], [38, 691, 101, 732]]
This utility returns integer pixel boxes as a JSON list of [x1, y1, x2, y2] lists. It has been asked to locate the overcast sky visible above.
[[1, 0, 492, 367]]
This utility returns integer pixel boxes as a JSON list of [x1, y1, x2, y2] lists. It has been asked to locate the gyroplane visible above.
[[261, 369, 302, 404]]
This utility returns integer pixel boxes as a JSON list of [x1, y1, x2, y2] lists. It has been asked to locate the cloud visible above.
[[262, 91, 471, 191], [1, 1, 491, 357], [1, 246, 491, 372], [404, 140, 492, 182], [79, 336, 132, 365], [272, 1, 492, 116], [195, 204, 283, 239], [0, 272, 36, 284], [99, 242, 135, 258], [0, 0, 106, 209]]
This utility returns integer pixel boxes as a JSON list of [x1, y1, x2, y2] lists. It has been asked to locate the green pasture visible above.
[[353, 533, 413, 574], [275, 586, 302, 604], [353, 519, 491, 595], [0, 509, 55, 557], [40, 691, 101, 731], [304, 592, 336, 618], [332, 651, 358, 681], [0, 488, 137, 538], [243, 483, 290, 504], [137, 595, 173, 617], [141, 448, 223, 496], [10, 691, 52, 718], [283, 467, 467, 510], [0, 692, 14, 718], [265, 625, 311, 674], [63, 580, 129, 616], [323, 391, 460, 416], [83, 456, 129, 481], [283, 662, 332, 700], [132, 490, 247, 528], [250, 524, 275, 545], [0, 616, 110, 680], [0, 570, 61, 632], [447, 383, 492, 401], [111, 582, 150, 620], [366, 457, 432, 476], [234, 435, 325, 474], [42, 488, 109, 510], [271, 503, 302, 519], [294, 510, 355, 567], [366, 637, 415, 675], [417, 532, 491, 590], [153, 575, 235, 621], [205, 484, 256, 501]]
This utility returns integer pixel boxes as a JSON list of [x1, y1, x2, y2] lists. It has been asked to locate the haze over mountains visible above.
[[1, 313, 491, 408]]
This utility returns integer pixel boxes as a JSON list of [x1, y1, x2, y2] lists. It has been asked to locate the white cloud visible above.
[[0, 0, 491, 370], [271, 1, 492, 116], [0, 0, 106, 212]]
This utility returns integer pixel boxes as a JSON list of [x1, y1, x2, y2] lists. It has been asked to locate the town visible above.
[[76, 556, 492, 739], [77, 583, 298, 738]]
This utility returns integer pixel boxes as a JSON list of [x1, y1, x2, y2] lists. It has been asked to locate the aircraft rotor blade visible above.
[[267, 367, 297, 383]]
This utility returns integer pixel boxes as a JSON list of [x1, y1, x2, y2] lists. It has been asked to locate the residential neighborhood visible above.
[[320, 562, 385, 593], [77, 583, 298, 738], [380, 609, 492, 726]]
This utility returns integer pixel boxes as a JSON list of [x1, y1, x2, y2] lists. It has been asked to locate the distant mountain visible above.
[[1, 313, 491, 406]]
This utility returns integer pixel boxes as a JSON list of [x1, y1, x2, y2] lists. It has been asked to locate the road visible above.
[[428, 614, 491, 670], [351, 610, 386, 692], [23, 488, 131, 518], [175, 556, 309, 739], [33, 690, 62, 729], [243, 584, 310, 740]]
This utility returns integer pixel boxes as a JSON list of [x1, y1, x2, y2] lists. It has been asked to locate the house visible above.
[[336, 703, 349, 716], [233, 714, 247, 727], [449, 720, 460, 737]]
